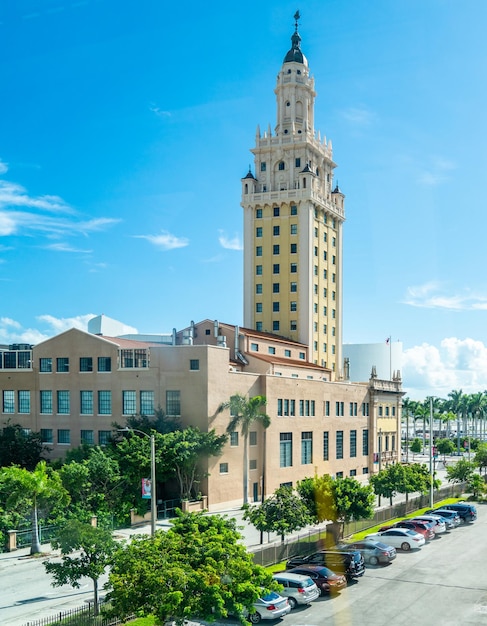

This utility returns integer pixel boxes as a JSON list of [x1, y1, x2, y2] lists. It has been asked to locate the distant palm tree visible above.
[[217, 394, 270, 505], [448, 389, 465, 454]]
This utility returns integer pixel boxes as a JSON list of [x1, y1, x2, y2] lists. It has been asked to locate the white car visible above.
[[366, 528, 425, 551], [413, 514, 447, 534], [272, 572, 320, 608], [249, 591, 291, 623]]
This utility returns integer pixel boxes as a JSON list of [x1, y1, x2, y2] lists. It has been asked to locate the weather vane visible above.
[[294, 10, 300, 26]]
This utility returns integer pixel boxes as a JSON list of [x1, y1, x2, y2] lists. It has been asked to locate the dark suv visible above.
[[286, 549, 365, 581], [437, 503, 477, 523]]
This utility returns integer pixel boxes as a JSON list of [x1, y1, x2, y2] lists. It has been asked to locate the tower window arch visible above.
[[278, 161, 285, 171], [286, 101, 290, 107]]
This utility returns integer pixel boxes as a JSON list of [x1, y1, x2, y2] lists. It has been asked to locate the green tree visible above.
[[115, 406, 181, 435], [243, 485, 312, 542], [474, 443, 487, 475], [370, 464, 404, 506], [0, 422, 46, 470], [0, 461, 69, 554], [410, 437, 422, 460], [332, 477, 375, 537], [217, 394, 270, 505], [467, 473, 485, 499], [436, 438, 455, 461], [446, 458, 476, 484], [159, 427, 227, 500], [44, 520, 116, 615], [107, 511, 278, 625], [296, 475, 336, 523]]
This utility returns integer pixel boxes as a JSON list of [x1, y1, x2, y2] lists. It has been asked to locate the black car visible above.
[[437, 503, 477, 523], [286, 549, 365, 581]]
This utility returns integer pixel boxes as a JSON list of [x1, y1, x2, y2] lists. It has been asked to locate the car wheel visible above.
[[401, 542, 411, 551], [288, 597, 297, 609], [317, 586, 324, 597], [369, 556, 379, 565], [249, 612, 261, 624]]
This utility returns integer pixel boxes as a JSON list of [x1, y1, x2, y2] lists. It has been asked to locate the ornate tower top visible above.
[[283, 10, 308, 67]]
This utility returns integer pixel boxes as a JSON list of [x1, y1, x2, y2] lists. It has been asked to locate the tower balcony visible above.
[[242, 187, 345, 219]]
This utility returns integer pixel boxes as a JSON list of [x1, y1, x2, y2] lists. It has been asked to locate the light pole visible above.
[[118, 427, 157, 536], [429, 398, 434, 509]]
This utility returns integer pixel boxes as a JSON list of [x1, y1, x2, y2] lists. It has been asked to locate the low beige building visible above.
[[0, 320, 403, 510]]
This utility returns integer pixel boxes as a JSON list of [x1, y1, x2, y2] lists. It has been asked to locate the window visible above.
[[40, 390, 53, 414], [256, 283, 263, 294], [295, 158, 301, 168], [350, 430, 357, 457], [325, 400, 330, 416], [362, 402, 370, 416], [98, 390, 112, 415], [350, 402, 357, 416], [98, 357, 111, 372], [290, 282, 297, 292], [363, 429, 369, 455], [57, 357, 69, 373], [378, 406, 383, 417], [80, 391, 93, 415], [290, 301, 297, 312], [273, 321, 280, 331], [268, 346, 276, 354], [336, 472, 343, 479], [166, 390, 181, 416], [256, 227, 263, 237], [273, 282, 280, 293], [273, 263, 280, 274], [81, 430, 94, 445], [98, 430, 111, 446], [219, 463, 229, 474], [336, 431, 344, 459], [256, 322, 262, 331], [363, 467, 369, 474], [280, 433, 292, 467], [278, 161, 285, 170], [41, 428, 53, 444], [256, 208, 263, 218], [323, 342, 327, 352], [335, 401, 344, 416], [299, 352, 305, 359], [272, 302, 280, 312], [256, 303, 263, 313], [249, 459, 257, 470], [18, 390, 30, 413], [2, 390, 14, 413], [385, 406, 390, 416], [323, 431, 329, 460], [323, 306, 327, 315], [290, 243, 297, 253], [332, 291, 336, 301], [290, 263, 297, 273], [273, 225, 280, 236], [190, 359, 199, 371], [40, 358, 52, 372], [301, 432, 313, 464], [273, 207, 280, 216], [249, 431, 257, 446], [284, 349, 291, 357], [230, 432, 239, 446], [256, 246, 262, 256], [314, 246, 318, 256], [140, 391, 154, 415], [80, 357, 93, 372], [251, 343, 259, 351], [256, 265, 262, 275], [260, 162, 266, 172], [58, 429, 70, 444], [291, 204, 298, 214], [314, 303, 318, 314], [290, 224, 297, 235], [273, 244, 280, 254], [323, 251, 327, 261], [123, 391, 136, 415], [57, 390, 70, 414]]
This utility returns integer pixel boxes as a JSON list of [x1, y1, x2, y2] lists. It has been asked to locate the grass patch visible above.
[[126, 617, 157, 626]]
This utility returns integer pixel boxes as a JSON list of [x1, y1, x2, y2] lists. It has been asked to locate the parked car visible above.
[[288, 565, 347, 595], [366, 528, 425, 551], [248, 591, 291, 623], [336, 539, 396, 565], [379, 520, 435, 541], [436, 502, 477, 523], [428, 509, 461, 527], [286, 549, 365, 581], [412, 514, 447, 534], [272, 572, 320, 608]]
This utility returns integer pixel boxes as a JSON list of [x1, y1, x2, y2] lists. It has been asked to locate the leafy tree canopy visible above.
[[446, 458, 476, 484], [474, 443, 487, 475], [0, 422, 46, 470], [297, 475, 336, 523], [107, 511, 278, 625]]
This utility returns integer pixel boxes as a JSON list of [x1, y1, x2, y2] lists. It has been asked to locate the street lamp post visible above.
[[118, 428, 157, 536], [429, 398, 434, 509]]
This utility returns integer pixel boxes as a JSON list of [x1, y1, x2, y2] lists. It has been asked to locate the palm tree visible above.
[[401, 397, 416, 462], [448, 389, 465, 455], [217, 394, 270, 505]]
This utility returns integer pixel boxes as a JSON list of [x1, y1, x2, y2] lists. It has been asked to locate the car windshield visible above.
[[261, 591, 280, 602], [406, 530, 418, 537], [375, 542, 391, 549]]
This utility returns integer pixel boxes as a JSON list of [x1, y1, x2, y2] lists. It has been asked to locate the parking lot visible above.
[[274, 503, 487, 626]]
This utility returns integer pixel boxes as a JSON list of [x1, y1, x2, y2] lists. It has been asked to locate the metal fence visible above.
[[16, 525, 59, 550], [249, 482, 466, 567], [22, 601, 132, 626]]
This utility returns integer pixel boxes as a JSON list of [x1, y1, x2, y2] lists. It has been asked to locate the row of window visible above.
[[230, 430, 258, 447], [256, 282, 298, 294], [2, 389, 181, 417], [277, 399, 316, 417], [378, 405, 396, 417], [0, 350, 31, 369], [256, 301, 299, 313], [249, 344, 305, 360], [255, 205, 298, 218], [256, 225, 298, 237], [40, 428, 112, 446], [280, 429, 369, 467], [220, 463, 369, 478]]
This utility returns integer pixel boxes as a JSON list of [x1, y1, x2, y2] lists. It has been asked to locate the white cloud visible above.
[[0, 160, 8, 174], [149, 104, 171, 118], [218, 230, 243, 251], [341, 106, 374, 127], [417, 156, 455, 186], [36, 314, 97, 334], [0, 317, 21, 328], [0, 180, 73, 213], [135, 230, 189, 250], [403, 337, 487, 400], [44, 243, 93, 253], [403, 282, 487, 311]]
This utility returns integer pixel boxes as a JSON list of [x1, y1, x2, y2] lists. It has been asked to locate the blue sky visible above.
[[1, 0, 487, 400]]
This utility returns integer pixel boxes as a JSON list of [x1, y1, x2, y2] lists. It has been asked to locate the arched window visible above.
[[278, 161, 285, 171]]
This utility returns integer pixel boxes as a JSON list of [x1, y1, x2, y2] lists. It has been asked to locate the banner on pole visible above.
[[141, 478, 152, 499]]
